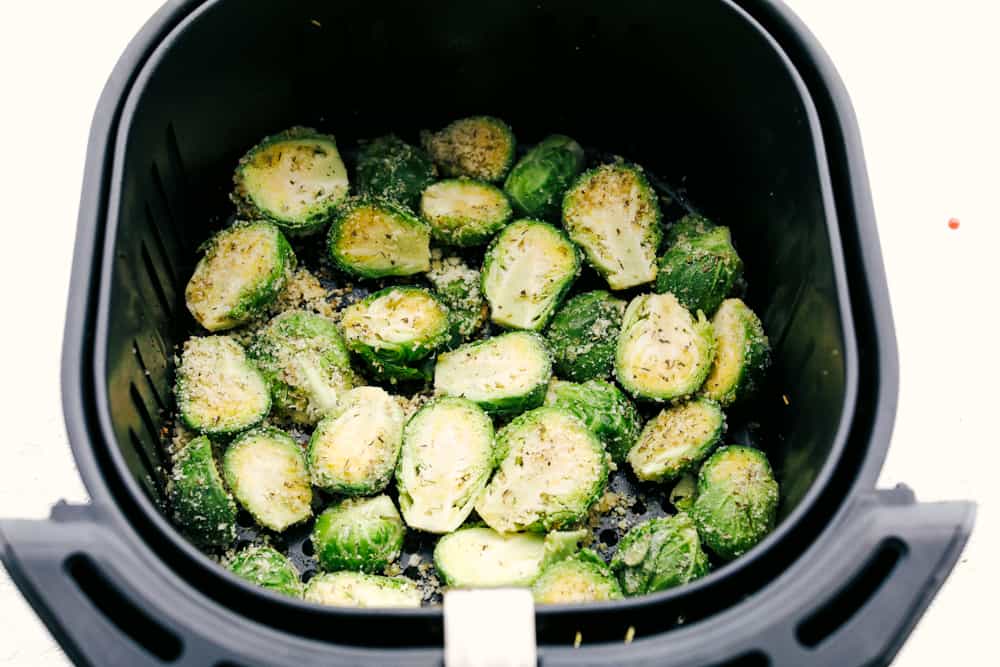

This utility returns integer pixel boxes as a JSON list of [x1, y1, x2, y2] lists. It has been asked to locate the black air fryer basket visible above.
[[0, 1, 974, 665]]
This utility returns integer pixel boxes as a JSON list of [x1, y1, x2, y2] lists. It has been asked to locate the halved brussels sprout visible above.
[[611, 513, 710, 596], [420, 179, 513, 246], [701, 298, 771, 407], [427, 253, 489, 340], [626, 397, 725, 482], [532, 550, 623, 604], [304, 572, 422, 608], [185, 221, 295, 331], [341, 286, 452, 383], [656, 225, 743, 317], [422, 116, 516, 182], [396, 397, 495, 533], [327, 197, 431, 279], [232, 127, 349, 235], [227, 545, 303, 597], [562, 162, 662, 290], [475, 407, 607, 533], [434, 331, 552, 415], [544, 379, 642, 463], [615, 293, 716, 402], [356, 134, 437, 208], [169, 435, 236, 548], [248, 310, 358, 425], [504, 134, 586, 218], [311, 495, 406, 573], [308, 386, 405, 495], [665, 213, 717, 246], [482, 219, 580, 331], [175, 336, 270, 436], [670, 473, 698, 512], [692, 446, 779, 561], [223, 427, 312, 532], [545, 290, 625, 382]]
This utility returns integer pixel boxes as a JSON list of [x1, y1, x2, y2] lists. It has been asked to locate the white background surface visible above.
[[0, 1, 996, 664]]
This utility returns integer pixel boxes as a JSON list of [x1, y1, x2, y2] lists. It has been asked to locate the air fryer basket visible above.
[[1, 1, 974, 665]]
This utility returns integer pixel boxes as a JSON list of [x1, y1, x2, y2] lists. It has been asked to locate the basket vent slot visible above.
[[133, 341, 167, 411], [126, 428, 162, 502], [145, 203, 179, 288], [140, 240, 174, 318], [710, 651, 770, 667]]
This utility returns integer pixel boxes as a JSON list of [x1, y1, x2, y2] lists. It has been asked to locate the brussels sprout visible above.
[[356, 134, 437, 208], [227, 545, 302, 597], [544, 379, 642, 463], [434, 331, 552, 415], [421, 116, 516, 182], [420, 179, 513, 246], [304, 572, 422, 608], [327, 197, 431, 279], [396, 398, 495, 533], [656, 226, 743, 317], [475, 407, 608, 533], [248, 310, 358, 425], [504, 134, 585, 218], [532, 550, 623, 604], [185, 221, 296, 331], [223, 427, 312, 532], [701, 298, 771, 407], [482, 219, 580, 331], [562, 162, 662, 290], [610, 513, 710, 596], [692, 446, 779, 561], [175, 336, 270, 436], [308, 386, 405, 495], [169, 435, 236, 548], [665, 213, 717, 246], [341, 287, 452, 382], [232, 127, 349, 235], [427, 254, 489, 339], [626, 397, 724, 482], [311, 495, 406, 573], [545, 291, 625, 382], [670, 473, 698, 512], [615, 293, 716, 402]]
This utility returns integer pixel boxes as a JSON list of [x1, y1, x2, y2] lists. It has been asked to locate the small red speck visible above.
[[948, 218, 960, 230]]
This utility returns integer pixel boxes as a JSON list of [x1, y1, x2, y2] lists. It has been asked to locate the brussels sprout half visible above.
[[422, 116, 516, 182], [702, 298, 771, 407], [475, 407, 608, 533], [420, 179, 513, 247], [615, 293, 716, 402], [626, 397, 725, 482], [327, 197, 431, 279], [396, 398, 495, 533], [610, 513, 710, 596], [185, 221, 295, 332], [504, 134, 585, 218], [175, 336, 270, 436], [656, 225, 743, 317], [427, 254, 489, 340], [670, 473, 698, 512], [545, 290, 626, 382], [356, 134, 437, 208], [532, 550, 623, 604], [169, 435, 236, 548], [232, 127, 349, 235], [227, 545, 303, 597], [692, 446, 779, 561], [305, 572, 423, 608], [544, 379, 642, 464], [311, 495, 406, 573], [308, 386, 405, 495], [562, 162, 662, 290]]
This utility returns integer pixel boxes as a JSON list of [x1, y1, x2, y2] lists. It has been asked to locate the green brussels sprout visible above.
[[420, 179, 513, 246], [421, 116, 516, 182], [615, 293, 716, 402], [327, 197, 431, 278], [434, 331, 552, 415], [427, 253, 489, 340], [169, 435, 236, 548], [227, 545, 303, 597], [504, 134, 586, 218], [185, 220, 295, 331], [311, 495, 406, 573], [665, 213, 717, 246], [562, 162, 662, 290], [656, 226, 743, 317], [545, 291, 626, 382], [232, 127, 349, 235], [341, 286, 452, 382], [610, 513, 710, 596], [670, 473, 698, 512], [223, 427, 313, 532], [482, 219, 580, 331], [692, 446, 779, 561], [175, 336, 270, 436], [304, 572, 422, 608], [308, 386, 405, 495], [355, 134, 437, 208], [532, 550, 623, 604], [247, 310, 359, 425], [626, 397, 725, 482], [396, 397, 495, 533], [475, 407, 608, 533], [701, 298, 771, 407], [544, 379, 642, 463]]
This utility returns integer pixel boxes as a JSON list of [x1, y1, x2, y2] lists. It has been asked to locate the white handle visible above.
[[444, 588, 537, 667]]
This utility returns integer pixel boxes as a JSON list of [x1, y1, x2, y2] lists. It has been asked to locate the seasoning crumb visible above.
[[782, 394, 789, 406], [310, 19, 322, 27], [574, 631, 582, 649], [625, 626, 635, 644]]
